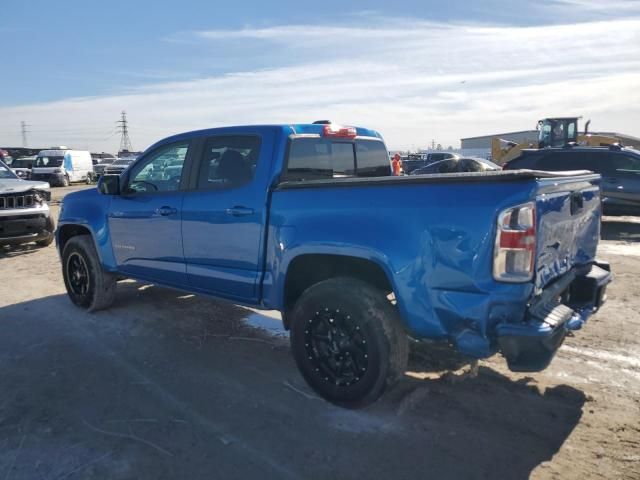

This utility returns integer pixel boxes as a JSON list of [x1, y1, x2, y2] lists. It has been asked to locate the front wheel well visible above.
[[282, 254, 394, 328], [58, 224, 92, 253]]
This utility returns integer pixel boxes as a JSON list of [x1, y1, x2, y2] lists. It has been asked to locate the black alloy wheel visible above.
[[66, 252, 90, 297], [304, 307, 369, 387], [290, 277, 408, 407]]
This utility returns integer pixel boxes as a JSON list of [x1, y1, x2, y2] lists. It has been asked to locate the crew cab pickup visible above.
[[56, 123, 612, 407]]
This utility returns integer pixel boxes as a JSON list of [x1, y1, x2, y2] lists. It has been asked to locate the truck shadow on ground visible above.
[[0, 281, 586, 480], [601, 217, 640, 242]]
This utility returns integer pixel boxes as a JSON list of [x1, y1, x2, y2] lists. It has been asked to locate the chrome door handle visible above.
[[156, 206, 177, 216], [225, 206, 254, 216]]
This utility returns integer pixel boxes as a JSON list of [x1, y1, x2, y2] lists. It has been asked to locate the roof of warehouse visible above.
[[461, 130, 640, 143], [461, 130, 537, 141]]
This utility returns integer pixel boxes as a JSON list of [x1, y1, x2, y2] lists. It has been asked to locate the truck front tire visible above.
[[62, 235, 116, 312], [290, 277, 408, 408]]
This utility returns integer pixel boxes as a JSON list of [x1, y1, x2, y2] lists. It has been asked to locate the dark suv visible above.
[[504, 146, 640, 216]]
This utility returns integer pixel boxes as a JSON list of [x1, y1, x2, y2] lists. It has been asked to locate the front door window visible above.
[[126, 142, 189, 194]]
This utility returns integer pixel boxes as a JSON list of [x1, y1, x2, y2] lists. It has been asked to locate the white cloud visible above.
[[1, 16, 639, 152], [551, 0, 640, 12]]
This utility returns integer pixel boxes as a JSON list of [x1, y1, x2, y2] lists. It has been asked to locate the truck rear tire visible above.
[[290, 277, 408, 408], [62, 235, 116, 312]]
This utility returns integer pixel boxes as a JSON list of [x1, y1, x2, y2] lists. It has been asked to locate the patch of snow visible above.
[[242, 310, 289, 338], [597, 243, 640, 257]]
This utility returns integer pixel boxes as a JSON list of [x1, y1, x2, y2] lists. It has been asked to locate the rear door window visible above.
[[196, 135, 262, 189], [611, 154, 640, 174]]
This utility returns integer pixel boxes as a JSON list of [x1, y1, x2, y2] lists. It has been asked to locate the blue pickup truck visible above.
[[56, 123, 612, 407]]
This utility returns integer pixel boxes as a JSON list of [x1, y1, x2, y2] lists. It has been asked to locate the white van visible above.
[[31, 148, 93, 187]]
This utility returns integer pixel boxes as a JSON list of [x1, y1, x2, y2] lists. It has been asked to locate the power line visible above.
[[116, 110, 133, 153]]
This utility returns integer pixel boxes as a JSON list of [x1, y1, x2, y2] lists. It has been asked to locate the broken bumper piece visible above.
[[496, 262, 612, 372]]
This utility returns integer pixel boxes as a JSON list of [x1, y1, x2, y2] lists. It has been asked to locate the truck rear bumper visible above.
[[496, 262, 612, 372]]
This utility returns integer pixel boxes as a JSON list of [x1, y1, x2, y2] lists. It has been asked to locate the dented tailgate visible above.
[[535, 173, 602, 290]]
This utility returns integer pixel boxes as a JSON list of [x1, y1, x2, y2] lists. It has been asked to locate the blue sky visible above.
[[1, 0, 639, 151]]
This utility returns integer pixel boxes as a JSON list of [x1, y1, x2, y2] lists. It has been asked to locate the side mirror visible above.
[[98, 174, 121, 195]]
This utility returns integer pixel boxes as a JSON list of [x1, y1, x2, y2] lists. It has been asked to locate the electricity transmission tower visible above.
[[21, 121, 30, 147], [116, 111, 133, 153]]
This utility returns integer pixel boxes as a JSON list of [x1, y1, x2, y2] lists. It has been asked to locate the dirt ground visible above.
[[0, 185, 638, 480]]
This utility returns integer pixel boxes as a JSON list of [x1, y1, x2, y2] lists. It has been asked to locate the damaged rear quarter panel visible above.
[[267, 178, 538, 353]]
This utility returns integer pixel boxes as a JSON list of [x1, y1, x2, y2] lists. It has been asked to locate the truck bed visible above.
[[266, 169, 602, 359]]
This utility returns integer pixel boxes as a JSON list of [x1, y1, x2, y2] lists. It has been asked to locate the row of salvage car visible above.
[[0, 147, 135, 186]]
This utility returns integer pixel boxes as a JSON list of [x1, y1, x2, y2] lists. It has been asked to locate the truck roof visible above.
[[520, 145, 639, 156], [149, 124, 384, 152], [37, 149, 90, 156]]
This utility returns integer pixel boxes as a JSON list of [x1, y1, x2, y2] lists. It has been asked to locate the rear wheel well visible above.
[[282, 254, 393, 328], [58, 224, 92, 253]]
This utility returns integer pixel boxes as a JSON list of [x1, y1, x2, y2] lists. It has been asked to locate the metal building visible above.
[[461, 130, 538, 150], [461, 130, 640, 150]]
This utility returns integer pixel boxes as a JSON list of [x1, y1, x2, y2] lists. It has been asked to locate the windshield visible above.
[[35, 156, 64, 167], [92, 156, 115, 164], [0, 160, 18, 179], [10, 158, 33, 168], [113, 159, 133, 166]]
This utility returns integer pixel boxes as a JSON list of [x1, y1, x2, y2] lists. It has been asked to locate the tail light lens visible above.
[[493, 202, 536, 282]]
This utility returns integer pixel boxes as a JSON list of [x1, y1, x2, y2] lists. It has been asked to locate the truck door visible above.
[[108, 140, 192, 286], [181, 131, 274, 302], [602, 153, 640, 210]]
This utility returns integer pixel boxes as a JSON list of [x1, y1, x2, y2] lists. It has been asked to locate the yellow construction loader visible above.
[[491, 117, 620, 165]]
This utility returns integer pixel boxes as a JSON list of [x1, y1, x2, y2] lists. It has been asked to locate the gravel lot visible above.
[[0, 185, 638, 479]]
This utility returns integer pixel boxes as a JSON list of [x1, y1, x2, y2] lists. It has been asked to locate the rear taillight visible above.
[[493, 202, 536, 282]]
